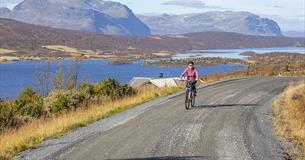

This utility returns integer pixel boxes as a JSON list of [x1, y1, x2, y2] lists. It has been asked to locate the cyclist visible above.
[[180, 61, 199, 96]]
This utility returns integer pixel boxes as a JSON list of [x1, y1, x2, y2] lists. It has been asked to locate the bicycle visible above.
[[183, 79, 196, 110]]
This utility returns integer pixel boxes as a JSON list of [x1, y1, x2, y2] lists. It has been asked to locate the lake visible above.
[[2, 47, 304, 99], [0, 60, 245, 99], [172, 47, 305, 59]]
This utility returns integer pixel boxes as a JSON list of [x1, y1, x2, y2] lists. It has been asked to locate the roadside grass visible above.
[[0, 49, 16, 54], [0, 86, 181, 160], [273, 81, 305, 159], [201, 70, 249, 83]]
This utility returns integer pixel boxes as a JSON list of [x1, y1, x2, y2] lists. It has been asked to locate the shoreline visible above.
[[1, 46, 305, 65], [0, 55, 248, 66]]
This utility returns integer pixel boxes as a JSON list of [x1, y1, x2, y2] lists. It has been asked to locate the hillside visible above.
[[0, 18, 304, 61], [283, 31, 305, 38], [0, 0, 151, 36], [138, 11, 282, 36]]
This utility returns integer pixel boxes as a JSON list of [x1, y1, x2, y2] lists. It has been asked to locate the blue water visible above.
[[0, 60, 245, 99], [173, 47, 305, 59]]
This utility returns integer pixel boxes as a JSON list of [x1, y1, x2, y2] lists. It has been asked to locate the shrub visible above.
[[0, 102, 16, 130], [79, 82, 95, 99], [67, 89, 85, 109], [95, 79, 135, 98], [98, 79, 121, 97], [78, 82, 95, 106], [14, 87, 44, 118], [49, 92, 70, 113], [119, 84, 135, 97]]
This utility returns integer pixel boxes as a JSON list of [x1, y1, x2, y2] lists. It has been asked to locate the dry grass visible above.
[[0, 49, 16, 54], [42, 45, 97, 58], [201, 71, 249, 83], [152, 52, 171, 57], [273, 81, 305, 159], [0, 86, 181, 160], [42, 45, 79, 53]]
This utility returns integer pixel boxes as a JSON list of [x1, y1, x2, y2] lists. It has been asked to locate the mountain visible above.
[[0, 0, 151, 36], [283, 31, 305, 38], [138, 11, 282, 37], [0, 7, 11, 15], [0, 18, 303, 57]]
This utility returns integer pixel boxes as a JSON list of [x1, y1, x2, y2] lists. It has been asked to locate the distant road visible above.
[[14, 77, 302, 160]]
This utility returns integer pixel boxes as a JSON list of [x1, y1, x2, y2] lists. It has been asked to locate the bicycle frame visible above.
[[184, 80, 196, 110]]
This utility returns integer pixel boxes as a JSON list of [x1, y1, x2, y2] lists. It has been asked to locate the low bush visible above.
[[13, 87, 44, 118], [95, 79, 135, 98], [0, 102, 15, 130], [67, 89, 85, 109], [78, 82, 95, 100], [118, 84, 135, 97], [48, 92, 71, 113], [97, 79, 121, 97]]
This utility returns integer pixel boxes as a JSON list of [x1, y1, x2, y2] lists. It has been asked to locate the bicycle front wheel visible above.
[[185, 90, 191, 110], [191, 93, 196, 107]]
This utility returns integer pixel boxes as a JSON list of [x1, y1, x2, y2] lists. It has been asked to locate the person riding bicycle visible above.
[[180, 61, 199, 96]]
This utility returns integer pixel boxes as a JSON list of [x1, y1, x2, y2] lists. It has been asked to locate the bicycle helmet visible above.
[[188, 61, 194, 66]]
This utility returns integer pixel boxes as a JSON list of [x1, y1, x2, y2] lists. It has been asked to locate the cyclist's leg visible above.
[[192, 82, 197, 96]]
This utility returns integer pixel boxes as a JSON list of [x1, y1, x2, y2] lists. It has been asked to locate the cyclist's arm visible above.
[[195, 69, 199, 81], [180, 68, 187, 78]]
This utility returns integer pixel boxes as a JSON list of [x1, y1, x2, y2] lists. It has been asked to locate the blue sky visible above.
[[0, 0, 304, 31]]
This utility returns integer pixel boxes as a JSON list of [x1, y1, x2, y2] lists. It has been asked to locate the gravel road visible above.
[[14, 77, 301, 160]]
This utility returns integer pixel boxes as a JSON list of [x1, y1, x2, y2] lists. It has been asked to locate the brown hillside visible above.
[[0, 18, 304, 58]]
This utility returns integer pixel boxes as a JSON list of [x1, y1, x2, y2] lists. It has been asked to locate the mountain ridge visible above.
[[138, 11, 283, 37], [0, 0, 151, 36]]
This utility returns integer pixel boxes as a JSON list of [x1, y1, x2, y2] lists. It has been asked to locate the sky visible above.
[[0, 0, 304, 31]]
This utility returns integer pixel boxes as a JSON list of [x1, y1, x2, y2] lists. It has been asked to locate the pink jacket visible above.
[[180, 67, 199, 81]]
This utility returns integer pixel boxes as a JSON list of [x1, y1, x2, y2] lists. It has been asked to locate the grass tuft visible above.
[[273, 81, 305, 159]]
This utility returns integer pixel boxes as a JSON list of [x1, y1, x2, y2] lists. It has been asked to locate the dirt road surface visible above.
[[14, 77, 301, 160]]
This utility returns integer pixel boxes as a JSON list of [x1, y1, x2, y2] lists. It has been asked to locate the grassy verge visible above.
[[273, 81, 305, 159], [0, 86, 181, 160]]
